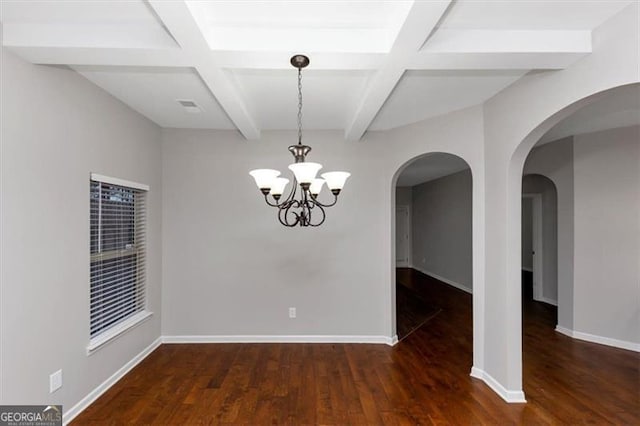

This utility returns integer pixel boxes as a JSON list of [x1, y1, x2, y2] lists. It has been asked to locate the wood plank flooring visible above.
[[395, 281, 440, 341], [72, 268, 639, 424]]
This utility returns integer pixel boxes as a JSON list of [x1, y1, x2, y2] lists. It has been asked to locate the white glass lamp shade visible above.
[[249, 169, 280, 190], [288, 162, 322, 184], [309, 178, 325, 195], [321, 171, 350, 191], [269, 177, 289, 196]]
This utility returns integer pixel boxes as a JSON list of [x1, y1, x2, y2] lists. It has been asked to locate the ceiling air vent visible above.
[[177, 99, 202, 113]]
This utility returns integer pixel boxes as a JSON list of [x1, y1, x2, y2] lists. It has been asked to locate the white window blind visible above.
[[90, 176, 147, 340]]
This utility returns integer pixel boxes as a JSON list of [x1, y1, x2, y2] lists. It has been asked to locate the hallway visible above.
[[398, 267, 639, 423]]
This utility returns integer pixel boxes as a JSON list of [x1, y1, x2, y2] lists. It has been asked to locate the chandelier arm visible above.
[[309, 201, 326, 227], [281, 199, 301, 227], [278, 205, 294, 226], [310, 193, 339, 208], [299, 189, 309, 226], [284, 176, 298, 205], [305, 199, 312, 226], [278, 199, 296, 215], [304, 188, 318, 210], [277, 206, 297, 227], [263, 194, 281, 207]]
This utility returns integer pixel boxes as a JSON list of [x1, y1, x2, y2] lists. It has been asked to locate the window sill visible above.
[[87, 310, 153, 355]]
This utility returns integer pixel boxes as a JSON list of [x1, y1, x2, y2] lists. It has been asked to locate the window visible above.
[[89, 174, 150, 352]]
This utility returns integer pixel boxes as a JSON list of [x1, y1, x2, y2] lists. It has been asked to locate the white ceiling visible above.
[[233, 69, 371, 130], [539, 84, 640, 144], [75, 66, 236, 129], [0, 0, 633, 140], [186, 1, 414, 53], [438, 0, 632, 30], [397, 153, 469, 187], [370, 70, 526, 130]]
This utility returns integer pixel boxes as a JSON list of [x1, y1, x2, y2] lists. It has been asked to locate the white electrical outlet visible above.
[[49, 370, 62, 393], [422, 257, 426, 264], [289, 307, 296, 318]]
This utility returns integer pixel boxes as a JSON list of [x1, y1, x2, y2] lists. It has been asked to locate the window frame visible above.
[[87, 173, 152, 355]]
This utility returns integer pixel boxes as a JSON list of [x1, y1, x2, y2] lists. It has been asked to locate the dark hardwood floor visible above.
[[72, 268, 639, 425], [395, 281, 440, 341]]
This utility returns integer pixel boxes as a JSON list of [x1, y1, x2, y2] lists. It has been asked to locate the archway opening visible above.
[[512, 83, 640, 415], [392, 152, 473, 362], [521, 173, 558, 325]]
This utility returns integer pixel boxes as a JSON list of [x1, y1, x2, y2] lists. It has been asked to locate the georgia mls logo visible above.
[[43, 406, 61, 417], [0, 405, 62, 426]]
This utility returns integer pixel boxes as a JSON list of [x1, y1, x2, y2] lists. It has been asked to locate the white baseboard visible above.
[[555, 326, 639, 352], [554, 325, 573, 338], [63, 333, 398, 423], [470, 367, 527, 403], [538, 296, 558, 306], [412, 267, 472, 294], [63, 337, 162, 425], [162, 335, 398, 346]]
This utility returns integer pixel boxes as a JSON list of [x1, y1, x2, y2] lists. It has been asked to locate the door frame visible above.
[[522, 193, 543, 302], [395, 205, 411, 267]]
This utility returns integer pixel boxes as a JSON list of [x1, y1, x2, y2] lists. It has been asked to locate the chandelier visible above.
[[249, 54, 350, 227]]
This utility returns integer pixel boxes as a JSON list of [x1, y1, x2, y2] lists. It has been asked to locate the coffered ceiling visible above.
[[0, 0, 633, 140]]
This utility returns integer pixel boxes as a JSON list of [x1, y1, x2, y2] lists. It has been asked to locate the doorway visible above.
[[393, 153, 472, 342], [522, 193, 543, 302], [395, 205, 410, 267], [521, 174, 558, 308]]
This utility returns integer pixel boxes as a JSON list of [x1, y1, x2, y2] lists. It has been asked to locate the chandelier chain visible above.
[[297, 67, 303, 145]]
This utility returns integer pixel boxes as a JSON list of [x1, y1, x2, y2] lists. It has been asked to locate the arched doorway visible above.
[[390, 152, 475, 362], [510, 83, 639, 331], [507, 83, 640, 399]]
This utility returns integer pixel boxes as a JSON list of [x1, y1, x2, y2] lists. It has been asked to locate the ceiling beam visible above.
[[4, 44, 384, 71], [147, 0, 260, 140], [211, 51, 386, 70], [344, 0, 452, 141], [407, 52, 589, 71], [409, 29, 591, 70], [422, 29, 591, 54], [4, 46, 190, 67], [1, 22, 176, 50]]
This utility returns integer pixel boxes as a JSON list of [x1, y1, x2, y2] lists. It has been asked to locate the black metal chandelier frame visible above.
[[251, 54, 347, 228]]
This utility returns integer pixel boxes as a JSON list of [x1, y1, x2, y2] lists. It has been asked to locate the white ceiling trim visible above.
[[5, 46, 191, 67], [408, 52, 588, 71], [344, 0, 452, 141], [147, 0, 260, 140], [422, 29, 591, 53], [2, 0, 607, 140]]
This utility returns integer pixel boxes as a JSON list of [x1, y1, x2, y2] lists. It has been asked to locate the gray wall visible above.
[[522, 174, 559, 304], [524, 127, 640, 345], [161, 129, 389, 336], [573, 126, 640, 344], [395, 187, 412, 207], [411, 170, 473, 291], [524, 137, 573, 327], [0, 49, 162, 409], [521, 198, 533, 271], [160, 105, 487, 363]]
